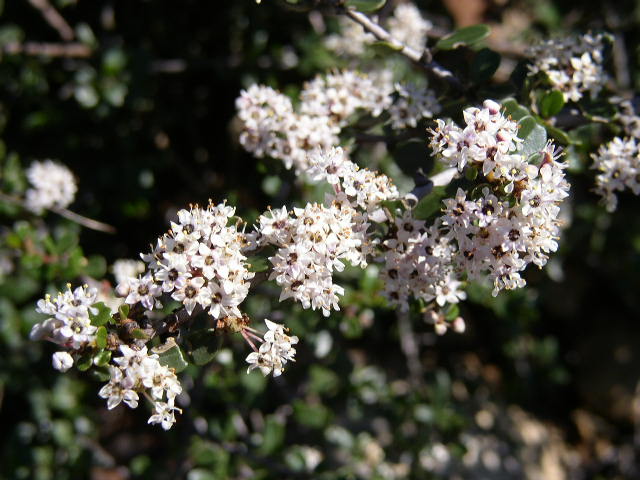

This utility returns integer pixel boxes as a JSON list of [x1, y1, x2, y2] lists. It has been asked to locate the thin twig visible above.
[[49, 206, 116, 234], [397, 309, 424, 388], [3, 42, 92, 58], [0, 191, 116, 233], [27, 0, 75, 42], [342, 8, 462, 91]]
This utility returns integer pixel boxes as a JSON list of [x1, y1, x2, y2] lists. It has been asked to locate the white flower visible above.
[[52, 351, 74, 372], [527, 33, 607, 102], [123, 273, 163, 310], [24, 160, 77, 214], [31, 284, 99, 350], [246, 319, 298, 377], [98, 345, 182, 429]]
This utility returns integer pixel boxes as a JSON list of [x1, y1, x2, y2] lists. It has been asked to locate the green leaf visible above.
[[84, 255, 107, 278], [154, 339, 189, 373], [501, 98, 529, 121], [543, 123, 571, 145], [413, 186, 447, 220], [89, 302, 113, 327], [471, 48, 501, 83], [93, 350, 111, 367], [118, 303, 130, 319], [187, 329, 223, 366], [90, 366, 111, 382], [258, 415, 285, 455], [247, 255, 269, 273], [131, 328, 149, 340], [435, 24, 490, 50], [539, 90, 564, 118], [345, 0, 386, 13], [77, 353, 93, 371], [95, 326, 107, 349], [518, 116, 548, 157]]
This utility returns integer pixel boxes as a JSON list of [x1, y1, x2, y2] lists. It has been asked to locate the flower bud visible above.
[[115, 282, 131, 298], [434, 322, 447, 336], [452, 316, 466, 333], [52, 351, 74, 372]]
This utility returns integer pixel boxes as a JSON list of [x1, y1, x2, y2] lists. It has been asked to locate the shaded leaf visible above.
[[89, 302, 113, 327], [518, 116, 548, 156], [471, 48, 501, 83], [539, 90, 564, 118], [413, 186, 447, 220], [154, 339, 189, 373], [95, 326, 107, 349], [345, 0, 386, 13], [435, 24, 490, 50]]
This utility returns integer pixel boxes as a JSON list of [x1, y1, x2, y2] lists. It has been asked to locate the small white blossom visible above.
[[25, 160, 77, 214], [52, 351, 74, 372], [246, 319, 298, 377]]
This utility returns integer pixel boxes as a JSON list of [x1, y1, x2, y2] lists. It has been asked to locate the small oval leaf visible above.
[[345, 0, 386, 13], [435, 24, 491, 51], [539, 90, 565, 118]]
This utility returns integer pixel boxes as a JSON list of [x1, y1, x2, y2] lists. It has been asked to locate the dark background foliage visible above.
[[1, 0, 640, 478]]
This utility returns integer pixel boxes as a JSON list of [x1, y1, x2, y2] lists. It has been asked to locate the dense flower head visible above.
[[31, 284, 98, 349], [246, 319, 299, 377], [236, 83, 339, 173], [98, 345, 182, 430], [527, 33, 607, 102], [25, 160, 77, 214], [380, 212, 464, 311], [299, 70, 394, 126], [429, 100, 570, 295], [117, 201, 254, 318], [236, 71, 438, 174], [591, 137, 640, 212]]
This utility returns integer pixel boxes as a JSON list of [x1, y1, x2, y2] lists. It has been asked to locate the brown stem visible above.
[[27, 0, 75, 41], [0, 191, 115, 233], [3, 42, 92, 58], [342, 8, 462, 91]]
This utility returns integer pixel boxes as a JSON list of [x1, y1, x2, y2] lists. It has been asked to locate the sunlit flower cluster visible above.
[[31, 285, 98, 355], [99, 345, 182, 430], [430, 100, 570, 295], [117, 201, 254, 317], [527, 33, 607, 102], [236, 71, 439, 174], [591, 136, 640, 211], [245, 319, 298, 376], [25, 160, 77, 214]]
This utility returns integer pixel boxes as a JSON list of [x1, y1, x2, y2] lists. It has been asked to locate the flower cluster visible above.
[[236, 71, 439, 174], [380, 212, 464, 312], [325, 3, 431, 56], [25, 160, 77, 214], [429, 100, 570, 295], [246, 319, 298, 377], [527, 33, 607, 102], [389, 82, 441, 130], [31, 285, 99, 368], [235, 84, 339, 173], [98, 345, 182, 430], [299, 70, 393, 126], [117, 201, 254, 318], [249, 147, 398, 316], [591, 137, 640, 211]]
